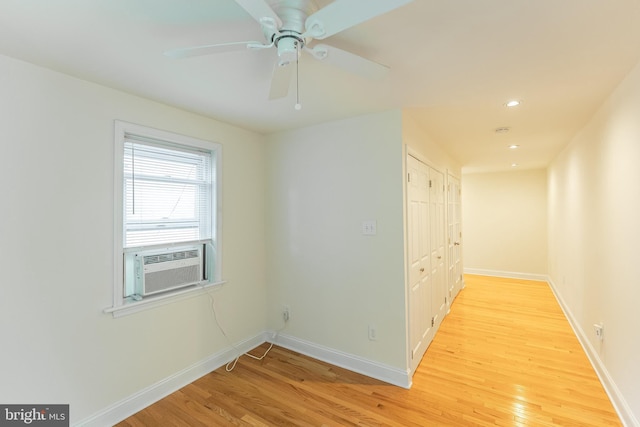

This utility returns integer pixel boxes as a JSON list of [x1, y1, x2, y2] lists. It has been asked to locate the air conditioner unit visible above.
[[133, 246, 204, 297]]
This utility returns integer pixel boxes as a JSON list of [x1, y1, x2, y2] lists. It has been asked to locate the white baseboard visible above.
[[464, 268, 548, 282], [270, 332, 412, 389], [547, 278, 639, 427], [75, 333, 267, 427]]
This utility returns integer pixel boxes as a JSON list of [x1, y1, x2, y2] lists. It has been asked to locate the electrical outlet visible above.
[[593, 323, 604, 341], [282, 306, 290, 322], [368, 324, 377, 341]]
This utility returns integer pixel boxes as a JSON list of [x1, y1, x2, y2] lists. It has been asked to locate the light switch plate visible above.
[[362, 220, 377, 235]]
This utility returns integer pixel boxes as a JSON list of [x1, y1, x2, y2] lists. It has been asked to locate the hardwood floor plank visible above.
[[117, 275, 621, 426]]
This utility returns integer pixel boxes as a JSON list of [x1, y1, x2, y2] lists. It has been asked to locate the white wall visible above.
[[265, 111, 408, 369], [462, 169, 548, 278], [401, 113, 462, 176], [548, 59, 640, 425], [0, 54, 267, 424]]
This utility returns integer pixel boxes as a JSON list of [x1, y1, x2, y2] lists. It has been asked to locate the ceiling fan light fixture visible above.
[[275, 33, 303, 67]]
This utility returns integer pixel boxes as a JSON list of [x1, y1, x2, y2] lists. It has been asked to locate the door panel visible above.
[[447, 175, 462, 300], [407, 155, 432, 370], [430, 168, 446, 328]]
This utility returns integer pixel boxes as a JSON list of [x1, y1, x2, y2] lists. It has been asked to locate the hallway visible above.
[[413, 274, 620, 426]]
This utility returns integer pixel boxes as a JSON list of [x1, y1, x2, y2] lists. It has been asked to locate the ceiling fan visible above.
[[164, 0, 414, 101]]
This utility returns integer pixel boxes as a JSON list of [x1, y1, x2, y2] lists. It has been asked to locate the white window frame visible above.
[[106, 120, 224, 317]]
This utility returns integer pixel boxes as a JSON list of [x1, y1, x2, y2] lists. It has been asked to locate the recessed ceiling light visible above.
[[495, 127, 510, 134], [505, 100, 521, 107], [509, 144, 520, 149], [511, 163, 519, 167]]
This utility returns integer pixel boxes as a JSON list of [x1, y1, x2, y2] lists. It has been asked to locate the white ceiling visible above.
[[1, 0, 639, 173]]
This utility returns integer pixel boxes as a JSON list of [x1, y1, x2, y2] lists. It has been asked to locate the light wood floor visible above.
[[117, 275, 620, 426]]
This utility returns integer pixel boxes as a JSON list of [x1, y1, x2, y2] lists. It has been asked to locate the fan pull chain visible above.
[[294, 41, 302, 111]]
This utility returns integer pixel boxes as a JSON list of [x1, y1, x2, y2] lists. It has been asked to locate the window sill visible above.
[[104, 281, 226, 318]]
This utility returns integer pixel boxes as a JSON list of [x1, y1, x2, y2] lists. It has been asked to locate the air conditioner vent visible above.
[[143, 250, 199, 265], [134, 246, 204, 297]]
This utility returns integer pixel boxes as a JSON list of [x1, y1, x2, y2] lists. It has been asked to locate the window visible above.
[[123, 138, 212, 248], [109, 121, 222, 316]]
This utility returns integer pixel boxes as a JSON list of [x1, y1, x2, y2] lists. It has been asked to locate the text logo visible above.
[[0, 405, 68, 426]]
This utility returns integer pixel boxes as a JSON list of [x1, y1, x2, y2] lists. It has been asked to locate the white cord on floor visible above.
[[207, 292, 283, 371]]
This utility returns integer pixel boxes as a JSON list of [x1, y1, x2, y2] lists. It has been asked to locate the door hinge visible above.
[[408, 173, 411, 182], [429, 180, 432, 188], [431, 317, 435, 327]]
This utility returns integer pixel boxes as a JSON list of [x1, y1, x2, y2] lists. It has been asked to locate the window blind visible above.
[[123, 135, 213, 248]]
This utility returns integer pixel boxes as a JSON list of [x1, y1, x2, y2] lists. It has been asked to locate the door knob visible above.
[[454, 242, 460, 246], [420, 268, 425, 272]]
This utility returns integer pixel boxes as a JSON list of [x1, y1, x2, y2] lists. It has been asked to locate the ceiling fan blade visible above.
[[234, 0, 282, 31], [163, 41, 265, 59], [305, 0, 414, 40], [306, 44, 389, 79], [268, 63, 293, 100]]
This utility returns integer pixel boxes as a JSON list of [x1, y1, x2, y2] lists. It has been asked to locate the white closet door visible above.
[[447, 174, 462, 301], [407, 155, 432, 371], [430, 168, 447, 329]]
